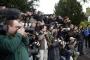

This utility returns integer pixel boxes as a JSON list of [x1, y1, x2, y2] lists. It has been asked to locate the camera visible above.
[[62, 28, 70, 31]]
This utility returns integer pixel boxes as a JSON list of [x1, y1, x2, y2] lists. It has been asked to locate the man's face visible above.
[[70, 24, 74, 29], [42, 26, 47, 32], [8, 20, 21, 35], [31, 22, 36, 28]]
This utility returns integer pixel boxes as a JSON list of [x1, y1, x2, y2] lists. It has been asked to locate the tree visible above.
[[83, 0, 88, 2], [0, 0, 39, 12], [55, 0, 86, 25]]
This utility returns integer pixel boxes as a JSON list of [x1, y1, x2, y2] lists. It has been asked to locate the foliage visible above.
[[0, 0, 39, 12], [55, 0, 86, 25]]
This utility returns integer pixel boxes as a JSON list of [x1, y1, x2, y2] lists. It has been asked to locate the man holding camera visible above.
[[0, 8, 29, 60]]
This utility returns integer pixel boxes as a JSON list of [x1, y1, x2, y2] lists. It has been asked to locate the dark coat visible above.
[[48, 41, 60, 60]]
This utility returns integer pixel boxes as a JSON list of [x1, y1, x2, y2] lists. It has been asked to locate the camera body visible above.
[[62, 28, 70, 31]]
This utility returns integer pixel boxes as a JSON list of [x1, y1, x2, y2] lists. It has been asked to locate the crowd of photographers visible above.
[[23, 10, 86, 60], [25, 14, 82, 60], [0, 6, 90, 60]]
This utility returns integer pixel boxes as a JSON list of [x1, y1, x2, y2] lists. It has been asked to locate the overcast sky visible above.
[[36, 0, 90, 14]]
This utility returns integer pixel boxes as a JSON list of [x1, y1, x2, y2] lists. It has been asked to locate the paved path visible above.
[[77, 48, 90, 60], [77, 55, 90, 60]]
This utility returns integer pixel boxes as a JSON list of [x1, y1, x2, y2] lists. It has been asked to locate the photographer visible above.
[[38, 25, 48, 60], [26, 29, 40, 60], [0, 8, 29, 60]]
